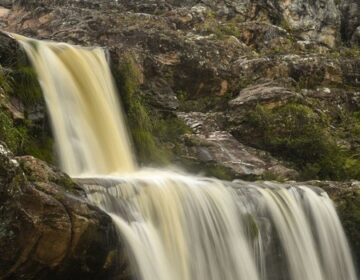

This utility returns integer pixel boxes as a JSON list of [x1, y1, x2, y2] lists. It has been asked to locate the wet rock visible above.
[[0, 32, 20, 67], [0, 144, 129, 280], [146, 78, 179, 110]]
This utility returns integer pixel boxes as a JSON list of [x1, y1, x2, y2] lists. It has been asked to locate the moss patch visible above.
[[241, 103, 360, 180], [177, 89, 234, 112], [0, 111, 27, 153], [11, 65, 43, 108], [0, 66, 12, 94], [0, 110, 54, 163], [113, 53, 190, 166], [0, 54, 54, 163]]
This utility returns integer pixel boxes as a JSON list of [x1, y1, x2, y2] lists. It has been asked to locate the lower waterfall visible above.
[[81, 173, 357, 280], [14, 34, 358, 280]]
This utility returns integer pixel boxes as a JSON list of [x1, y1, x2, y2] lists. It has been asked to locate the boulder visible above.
[[0, 144, 130, 280]]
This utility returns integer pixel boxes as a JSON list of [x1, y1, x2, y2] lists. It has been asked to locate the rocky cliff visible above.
[[2, 0, 358, 181]]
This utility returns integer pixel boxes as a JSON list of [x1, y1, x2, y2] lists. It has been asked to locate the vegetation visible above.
[[197, 12, 243, 40], [0, 108, 54, 162], [24, 135, 54, 163], [11, 65, 43, 107], [0, 111, 27, 153], [0, 62, 53, 163], [114, 53, 190, 166], [244, 103, 360, 180], [177, 89, 234, 113], [0, 67, 12, 94]]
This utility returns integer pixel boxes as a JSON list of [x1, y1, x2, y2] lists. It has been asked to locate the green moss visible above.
[[0, 67, 12, 94], [11, 65, 43, 107], [244, 103, 360, 180], [114, 55, 164, 164], [24, 136, 54, 163], [340, 46, 360, 58], [204, 164, 234, 180], [261, 171, 286, 182], [279, 19, 291, 32], [153, 116, 191, 142], [196, 13, 243, 40], [0, 111, 28, 153], [0, 61, 54, 162], [177, 89, 234, 113], [0, 110, 54, 162], [114, 54, 190, 166], [54, 174, 78, 192]]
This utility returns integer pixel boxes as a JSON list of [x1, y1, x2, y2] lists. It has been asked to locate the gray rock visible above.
[[229, 82, 299, 108], [340, 0, 360, 45], [178, 112, 298, 180]]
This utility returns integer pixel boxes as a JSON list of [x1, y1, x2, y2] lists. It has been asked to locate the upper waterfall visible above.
[[13, 33, 136, 176]]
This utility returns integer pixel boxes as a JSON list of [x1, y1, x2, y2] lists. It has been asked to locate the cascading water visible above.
[[14, 33, 358, 280], [13, 33, 136, 176]]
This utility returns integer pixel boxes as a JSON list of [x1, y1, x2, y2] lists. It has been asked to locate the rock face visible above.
[[0, 144, 130, 280], [177, 111, 298, 180], [340, 0, 360, 44], [0, 0, 359, 180]]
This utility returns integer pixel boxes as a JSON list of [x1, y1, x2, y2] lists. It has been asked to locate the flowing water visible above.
[[13, 33, 136, 176], [15, 34, 358, 280]]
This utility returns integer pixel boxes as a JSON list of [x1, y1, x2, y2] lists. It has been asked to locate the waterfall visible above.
[[13, 33, 136, 176], [14, 34, 358, 280]]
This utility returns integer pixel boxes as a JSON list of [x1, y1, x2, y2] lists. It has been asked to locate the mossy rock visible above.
[[240, 103, 360, 180], [0, 39, 54, 164], [113, 53, 191, 166]]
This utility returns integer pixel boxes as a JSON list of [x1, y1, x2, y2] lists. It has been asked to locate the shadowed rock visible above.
[[0, 144, 131, 280]]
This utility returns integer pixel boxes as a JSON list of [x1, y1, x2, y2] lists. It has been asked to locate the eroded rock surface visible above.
[[0, 144, 130, 280], [177, 111, 298, 180]]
